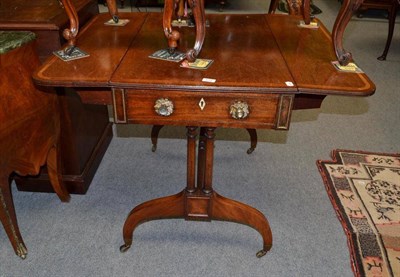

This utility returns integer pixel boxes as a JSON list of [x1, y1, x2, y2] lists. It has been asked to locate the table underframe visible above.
[[119, 126, 273, 257]]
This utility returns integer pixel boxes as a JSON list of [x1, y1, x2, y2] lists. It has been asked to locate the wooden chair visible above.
[[357, 0, 399, 60], [269, 0, 312, 25], [0, 31, 70, 259]]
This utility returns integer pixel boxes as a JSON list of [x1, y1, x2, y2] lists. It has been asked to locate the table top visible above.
[[34, 12, 375, 97]]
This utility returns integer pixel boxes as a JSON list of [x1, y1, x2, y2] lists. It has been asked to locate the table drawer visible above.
[[112, 89, 294, 130]]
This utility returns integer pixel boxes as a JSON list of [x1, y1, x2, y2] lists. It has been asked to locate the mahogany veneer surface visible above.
[[1, 0, 112, 194], [35, 12, 375, 97], [266, 15, 375, 95], [111, 14, 295, 91]]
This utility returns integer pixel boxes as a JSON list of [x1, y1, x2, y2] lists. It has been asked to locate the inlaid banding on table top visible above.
[[266, 15, 375, 96], [33, 13, 148, 87], [32, 13, 374, 97]]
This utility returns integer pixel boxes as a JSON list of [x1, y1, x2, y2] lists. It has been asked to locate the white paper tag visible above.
[[202, 78, 216, 83]]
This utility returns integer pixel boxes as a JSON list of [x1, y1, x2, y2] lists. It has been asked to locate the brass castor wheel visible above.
[[256, 244, 271, 258], [247, 147, 255, 154], [256, 249, 267, 258], [119, 244, 131, 253], [16, 243, 28, 259], [152, 144, 157, 152], [112, 15, 119, 23]]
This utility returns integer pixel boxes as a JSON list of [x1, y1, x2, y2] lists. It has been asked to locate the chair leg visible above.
[[151, 125, 164, 152], [218, 1, 226, 12], [268, 0, 279, 13], [377, 3, 398, 61], [246, 129, 257, 154], [0, 174, 28, 259]]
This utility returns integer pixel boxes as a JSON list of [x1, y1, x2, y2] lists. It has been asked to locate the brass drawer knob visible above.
[[154, 98, 174, 116], [230, 101, 249, 119]]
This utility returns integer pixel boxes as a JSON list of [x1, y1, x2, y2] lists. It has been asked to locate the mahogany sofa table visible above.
[[33, 12, 375, 256]]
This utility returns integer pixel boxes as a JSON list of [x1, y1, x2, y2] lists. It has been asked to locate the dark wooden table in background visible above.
[[357, 0, 399, 60], [0, 0, 113, 194], [33, 12, 375, 256]]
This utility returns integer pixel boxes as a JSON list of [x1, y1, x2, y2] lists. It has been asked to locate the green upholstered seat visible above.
[[0, 31, 36, 54]]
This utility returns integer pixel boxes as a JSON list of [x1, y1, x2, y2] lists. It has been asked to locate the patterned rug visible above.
[[317, 150, 400, 277]]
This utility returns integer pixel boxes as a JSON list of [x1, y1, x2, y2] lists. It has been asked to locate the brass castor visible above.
[[256, 243, 271, 258], [119, 244, 131, 253], [256, 249, 267, 258], [247, 147, 255, 154]]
